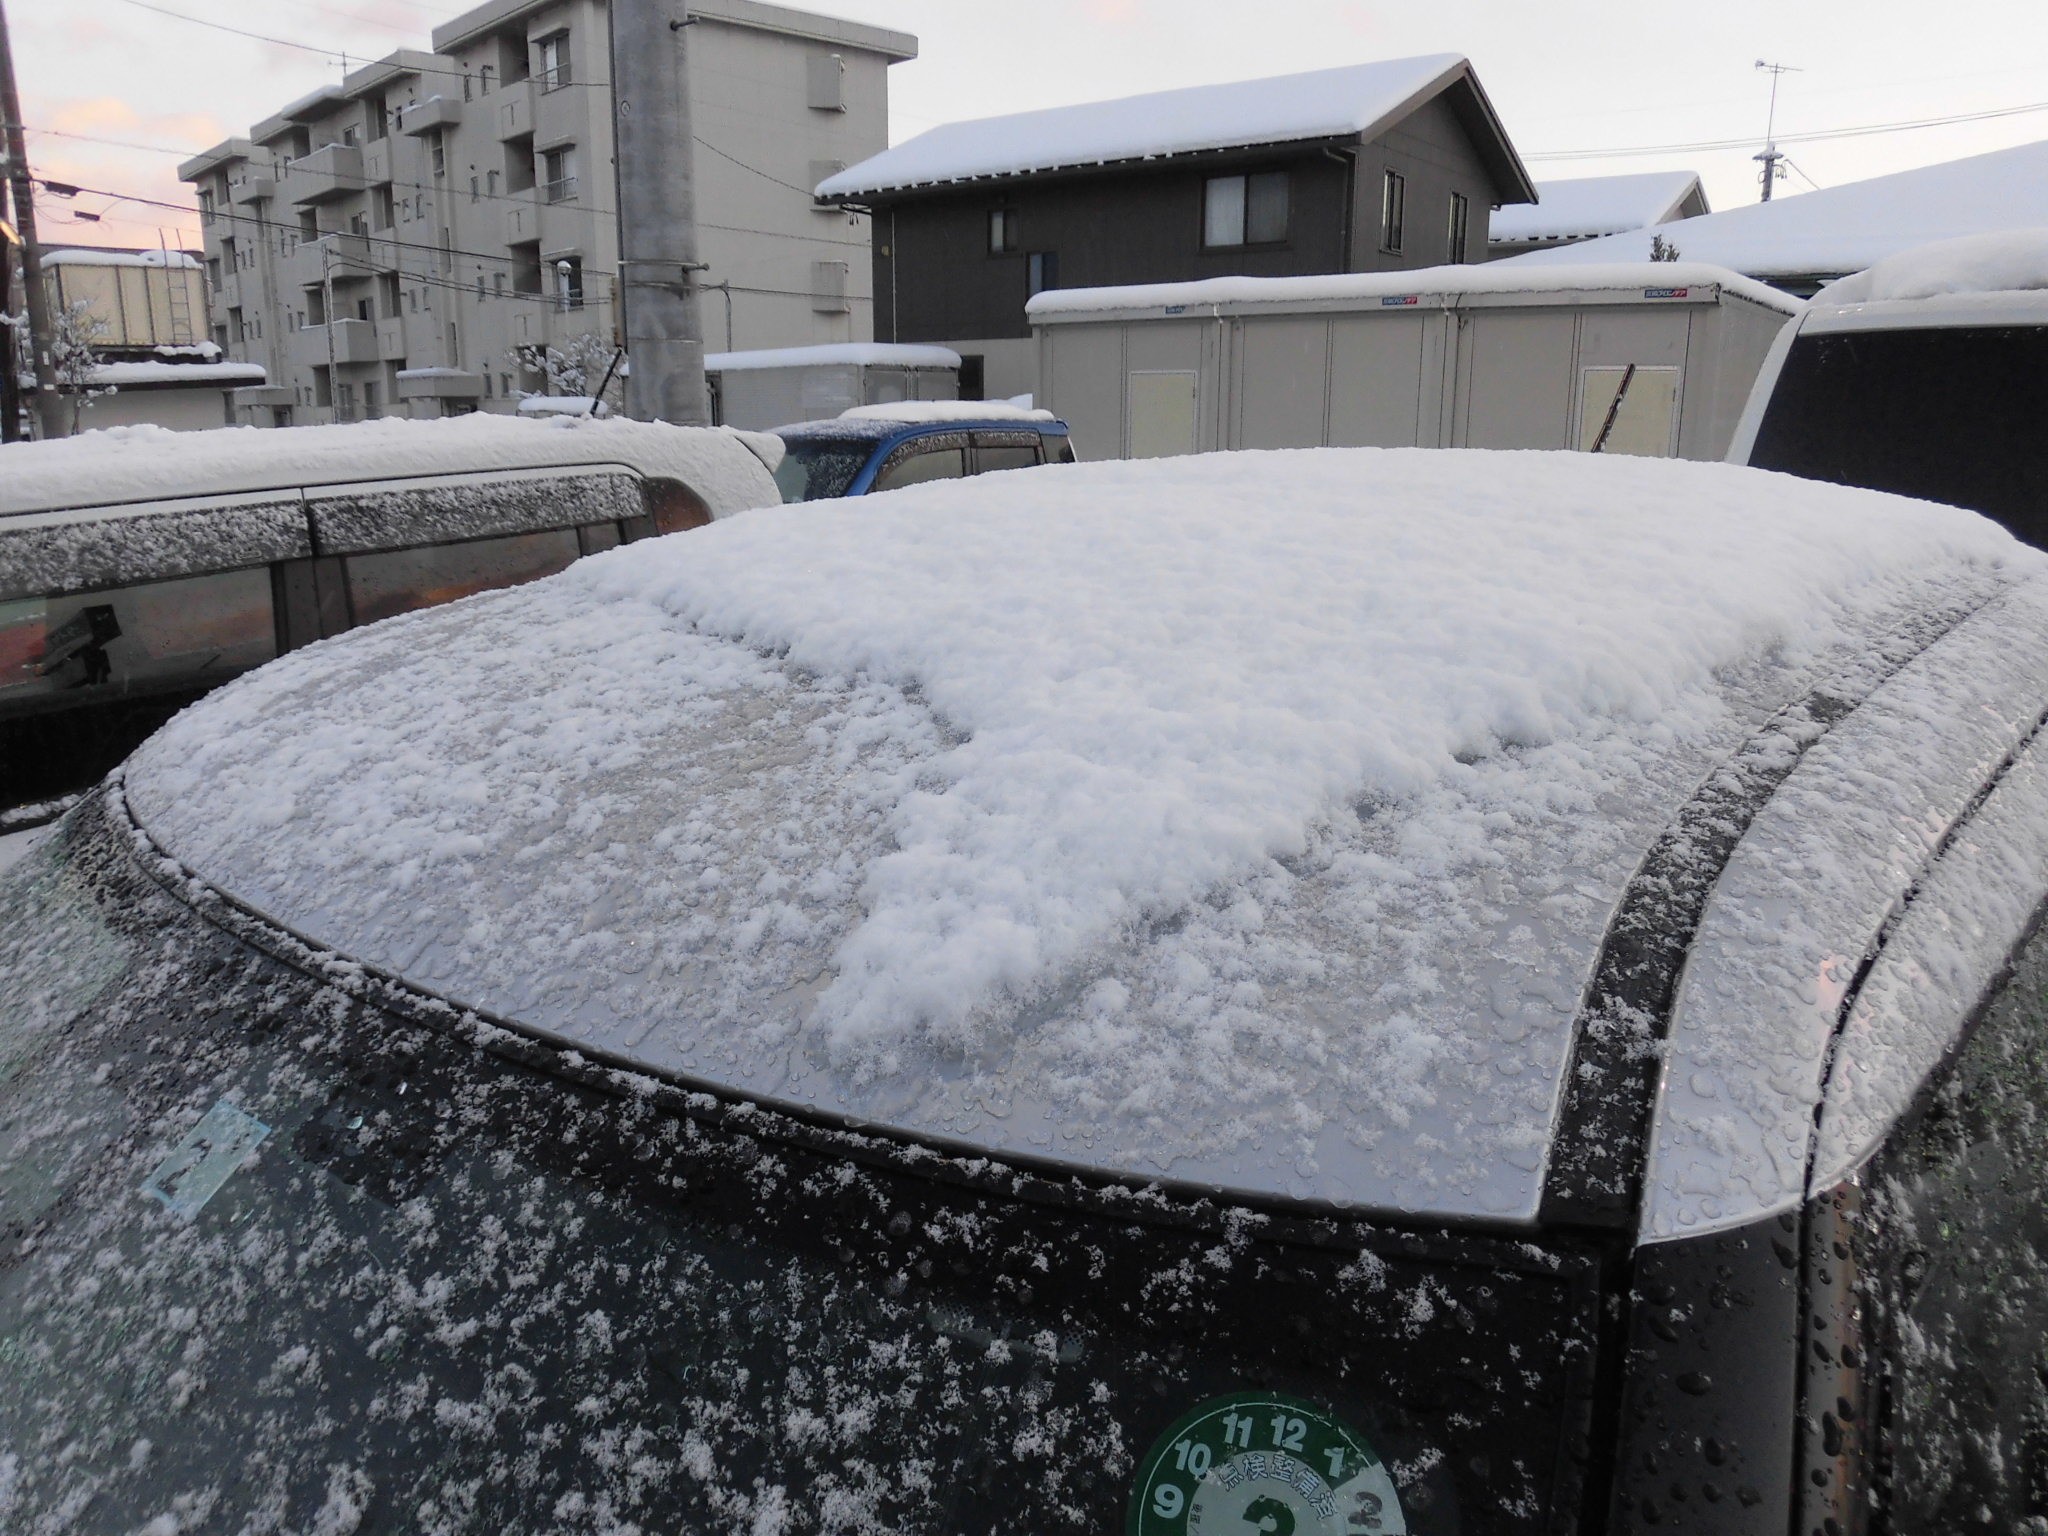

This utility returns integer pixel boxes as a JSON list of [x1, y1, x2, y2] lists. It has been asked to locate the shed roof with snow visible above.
[[1498, 139, 2048, 293], [817, 55, 1536, 205]]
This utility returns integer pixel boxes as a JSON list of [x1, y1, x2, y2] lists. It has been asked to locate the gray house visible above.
[[817, 55, 1536, 400]]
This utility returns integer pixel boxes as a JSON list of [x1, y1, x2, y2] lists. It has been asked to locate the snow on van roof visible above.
[[1025, 259, 1803, 320], [706, 343, 963, 372], [817, 56, 1468, 198], [0, 415, 779, 519], [124, 448, 2034, 1220], [1489, 171, 1705, 246], [1500, 138, 2048, 284], [1820, 229, 2048, 305], [837, 401, 1056, 424]]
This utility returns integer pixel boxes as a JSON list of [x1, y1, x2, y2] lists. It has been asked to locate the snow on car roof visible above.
[[124, 448, 2036, 1221], [707, 343, 963, 372], [0, 415, 780, 519], [817, 56, 1468, 198], [1819, 228, 2048, 305], [1488, 171, 1705, 246]]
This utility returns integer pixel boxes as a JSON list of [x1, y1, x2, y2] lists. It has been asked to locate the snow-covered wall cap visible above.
[[0, 416, 779, 521], [818, 55, 1467, 198], [1499, 138, 2048, 283], [838, 401, 1056, 424], [1820, 228, 2048, 305], [1026, 260, 1803, 320], [706, 342, 962, 372], [88, 361, 268, 386], [516, 395, 608, 417], [42, 248, 201, 270], [1490, 171, 1705, 245], [123, 449, 2037, 1222]]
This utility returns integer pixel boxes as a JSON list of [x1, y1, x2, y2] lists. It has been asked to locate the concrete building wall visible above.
[[181, 0, 911, 425]]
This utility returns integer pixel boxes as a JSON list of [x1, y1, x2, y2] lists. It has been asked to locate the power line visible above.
[[1525, 95, 2048, 161]]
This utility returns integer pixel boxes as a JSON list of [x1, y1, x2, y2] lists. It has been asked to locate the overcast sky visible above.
[[16, 0, 2048, 251]]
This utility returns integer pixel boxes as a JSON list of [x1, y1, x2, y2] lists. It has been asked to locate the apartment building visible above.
[[178, 0, 915, 425]]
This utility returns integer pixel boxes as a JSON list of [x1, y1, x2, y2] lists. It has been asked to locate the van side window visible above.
[[1859, 903, 2048, 1528], [343, 531, 581, 627], [971, 430, 1042, 475], [872, 439, 968, 494]]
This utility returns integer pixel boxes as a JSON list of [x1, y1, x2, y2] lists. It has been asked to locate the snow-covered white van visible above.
[[4, 446, 2048, 1533], [1728, 230, 2048, 550]]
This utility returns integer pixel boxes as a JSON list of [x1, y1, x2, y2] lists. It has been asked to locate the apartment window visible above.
[[1446, 192, 1470, 264], [373, 186, 395, 228], [379, 272, 401, 317], [476, 272, 487, 298], [487, 170, 500, 197], [206, 256, 222, 288], [554, 256, 584, 311], [1203, 170, 1288, 248], [463, 71, 474, 103], [448, 322, 460, 367], [480, 65, 495, 95], [988, 208, 1018, 255], [537, 32, 570, 92], [298, 209, 319, 240], [341, 125, 359, 147], [197, 190, 215, 226], [470, 175, 481, 204], [349, 212, 368, 236], [1380, 169, 1406, 253], [430, 133, 446, 177], [368, 97, 388, 140], [542, 146, 578, 204], [494, 272, 506, 296], [1027, 251, 1059, 297]]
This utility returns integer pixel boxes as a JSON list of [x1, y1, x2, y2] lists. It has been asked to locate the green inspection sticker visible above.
[[1127, 1392, 1407, 1536]]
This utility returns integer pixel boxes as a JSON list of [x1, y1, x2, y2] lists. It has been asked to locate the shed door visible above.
[[1128, 371, 1199, 460], [1459, 312, 1576, 449], [1236, 317, 1329, 450], [1577, 366, 1681, 457]]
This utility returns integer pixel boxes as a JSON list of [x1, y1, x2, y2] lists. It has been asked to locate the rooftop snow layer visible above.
[[88, 360, 268, 386], [42, 248, 201, 270], [707, 342, 963, 371], [1026, 259, 1804, 319], [124, 448, 2036, 1219], [838, 401, 1056, 424], [817, 55, 1468, 198], [1821, 228, 2048, 304], [0, 416, 779, 519], [1489, 171, 1705, 245], [1500, 138, 2048, 282]]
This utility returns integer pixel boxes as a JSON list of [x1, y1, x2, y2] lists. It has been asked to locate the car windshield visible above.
[[773, 433, 883, 502], [0, 801, 1601, 1535], [1749, 326, 2048, 549]]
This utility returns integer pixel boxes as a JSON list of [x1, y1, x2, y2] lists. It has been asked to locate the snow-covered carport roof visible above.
[[817, 54, 1537, 207]]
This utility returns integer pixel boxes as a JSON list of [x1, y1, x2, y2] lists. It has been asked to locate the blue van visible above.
[[772, 408, 1076, 502]]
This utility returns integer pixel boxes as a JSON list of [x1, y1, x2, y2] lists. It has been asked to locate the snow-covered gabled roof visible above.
[[121, 449, 2038, 1222], [1489, 171, 1707, 246], [1500, 138, 2048, 287], [818, 55, 1535, 204]]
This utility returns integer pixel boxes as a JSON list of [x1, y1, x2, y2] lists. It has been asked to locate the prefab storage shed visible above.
[[707, 343, 963, 431], [1029, 262, 1801, 463]]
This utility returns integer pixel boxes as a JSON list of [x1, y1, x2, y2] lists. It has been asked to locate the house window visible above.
[[1380, 169, 1406, 253], [537, 33, 570, 92], [1202, 171, 1288, 248], [988, 208, 1018, 255], [554, 256, 584, 311], [430, 133, 447, 177], [1447, 192, 1470, 264], [1027, 251, 1058, 297], [542, 146, 577, 203], [341, 125, 359, 147]]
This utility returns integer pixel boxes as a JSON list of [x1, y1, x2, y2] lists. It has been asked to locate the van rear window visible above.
[[1749, 327, 2048, 550]]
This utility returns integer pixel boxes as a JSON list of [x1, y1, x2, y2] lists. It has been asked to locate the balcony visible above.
[[293, 318, 381, 368], [284, 142, 365, 204], [398, 95, 463, 135], [285, 232, 371, 290], [228, 172, 276, 205], [502, 200, 539, 245], [492, 81, 535, 141]]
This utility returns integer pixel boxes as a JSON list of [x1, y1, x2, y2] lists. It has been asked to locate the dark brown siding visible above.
[[1351, 94, 1498, 271]]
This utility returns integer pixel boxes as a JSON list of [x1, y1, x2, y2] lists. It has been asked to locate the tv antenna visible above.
[[1754, 60, 1802, 202]]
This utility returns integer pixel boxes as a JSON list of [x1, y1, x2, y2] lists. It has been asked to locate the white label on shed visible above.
[[1578, 365, 1680, 458], [1128, 370, 1198, 460]]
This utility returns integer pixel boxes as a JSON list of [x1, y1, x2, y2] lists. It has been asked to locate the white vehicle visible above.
[[1728, 230, 2048, 549], [4, 446, 2048, 1533]]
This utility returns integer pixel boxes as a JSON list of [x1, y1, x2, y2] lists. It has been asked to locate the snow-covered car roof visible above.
[[121, 448, 2045, 1230], [0, 415, 781, 519]]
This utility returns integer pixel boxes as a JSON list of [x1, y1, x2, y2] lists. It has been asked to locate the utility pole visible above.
[[1754, 60, 1801, 203], [1, 200, 21, 443], [0, 0, 63, 438], [609, 0, 710, 425], [322, 238, 340, 420]]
